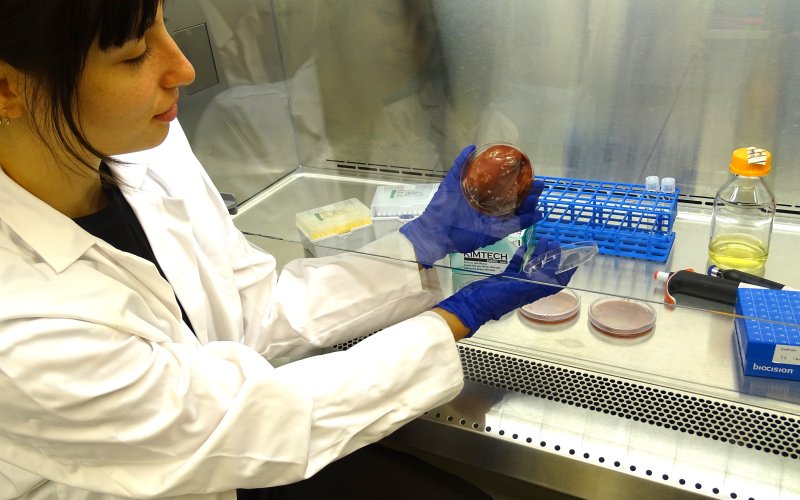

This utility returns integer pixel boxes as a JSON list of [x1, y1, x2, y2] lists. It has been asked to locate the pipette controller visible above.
[[707, 265, 786, 290]]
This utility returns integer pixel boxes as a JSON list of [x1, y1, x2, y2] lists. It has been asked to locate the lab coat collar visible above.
[[0, 148, 156, 274], [0, 167, 96, 274]]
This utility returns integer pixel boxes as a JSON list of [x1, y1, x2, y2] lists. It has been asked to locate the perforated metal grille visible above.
[[334, 336, 372, 351], [458, 345, 800, 460], [332, 337, 800, 459]]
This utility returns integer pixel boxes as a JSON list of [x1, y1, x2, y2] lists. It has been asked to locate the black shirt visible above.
[[73, 175, 196, 335]]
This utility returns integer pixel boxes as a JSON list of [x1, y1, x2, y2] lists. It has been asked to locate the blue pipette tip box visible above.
[[734, 288, 800, 381]]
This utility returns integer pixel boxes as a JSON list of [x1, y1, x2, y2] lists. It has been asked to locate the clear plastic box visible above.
[[370, 184, 437, 238], [295, 198, 373, 257]]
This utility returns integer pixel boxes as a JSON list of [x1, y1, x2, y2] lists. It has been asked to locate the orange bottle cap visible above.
[[730, 146, 771, 176]]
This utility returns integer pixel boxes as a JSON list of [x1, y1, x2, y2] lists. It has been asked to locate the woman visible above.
[[0, 1, 571, 498]]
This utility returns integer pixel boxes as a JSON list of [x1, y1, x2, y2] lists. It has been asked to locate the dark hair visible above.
[[0, 0, 161, 172]]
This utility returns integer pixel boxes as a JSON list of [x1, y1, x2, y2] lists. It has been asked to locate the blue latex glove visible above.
[[437, 238, 576, 336], [399, 145, 545, 267]]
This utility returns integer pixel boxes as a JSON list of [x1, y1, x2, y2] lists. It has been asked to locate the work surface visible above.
[[234, 167, 800, 499]]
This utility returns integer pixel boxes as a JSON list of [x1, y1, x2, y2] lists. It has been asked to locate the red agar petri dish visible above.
[[461, 142, 533, 216], [588, 297, 656, 338], [519, 288, 581, 324]]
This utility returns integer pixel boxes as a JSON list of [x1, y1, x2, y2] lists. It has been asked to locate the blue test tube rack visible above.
[[533, 176, 679, 262]]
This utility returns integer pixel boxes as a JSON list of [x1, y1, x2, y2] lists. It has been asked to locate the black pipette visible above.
[[655, 269, 739, 305], [707, 265, 786, 290]]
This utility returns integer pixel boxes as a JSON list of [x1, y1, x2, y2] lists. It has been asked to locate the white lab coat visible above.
[[0, 122, 464, 499]]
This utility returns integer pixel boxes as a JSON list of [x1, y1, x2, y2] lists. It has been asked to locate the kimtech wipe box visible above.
[[450, 231, 524, 291], [734, 288, 800, 381]]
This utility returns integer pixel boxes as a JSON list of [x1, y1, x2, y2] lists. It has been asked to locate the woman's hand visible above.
[[435, 238, 575, 337], [399, 145, 544, 267]]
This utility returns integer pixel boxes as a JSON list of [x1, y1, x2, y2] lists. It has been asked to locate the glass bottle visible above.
[[708, 147, 775, 272]]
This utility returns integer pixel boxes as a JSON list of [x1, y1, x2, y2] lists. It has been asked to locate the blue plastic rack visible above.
[[533, 176, 679, 262]]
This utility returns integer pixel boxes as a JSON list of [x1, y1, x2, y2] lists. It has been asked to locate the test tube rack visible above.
[[533, 176, 679, 262]]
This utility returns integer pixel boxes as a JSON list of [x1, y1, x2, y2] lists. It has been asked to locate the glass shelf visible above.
[[232, 165, 800, 417]]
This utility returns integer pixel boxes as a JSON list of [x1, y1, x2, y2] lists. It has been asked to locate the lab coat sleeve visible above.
[[0, 122, 463, 498], [210, 183, 441, 359], [249, 232, 442, 359], [158, 120, 441, 358], [0, 310, 462, 497]]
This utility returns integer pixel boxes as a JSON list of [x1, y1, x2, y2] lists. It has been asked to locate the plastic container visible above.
[[660, 177, 676, 194], [295, 198, 373, 257], [645, 176, 660, 192], [461, 142, 533, 216], [519, 288, 580, 324], [370, 184, 437, 238], [708, 147, 775, 272], [588, 297, 656, 338]]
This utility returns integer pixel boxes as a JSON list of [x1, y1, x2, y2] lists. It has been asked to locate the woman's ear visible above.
[[0, 61, 25, 120]]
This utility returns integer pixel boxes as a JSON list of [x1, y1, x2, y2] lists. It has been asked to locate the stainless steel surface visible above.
[[169, 1, 800, 208], [384, 379, 799, 500], [267, 0, 800, 200], [237, 170, 800, 499]]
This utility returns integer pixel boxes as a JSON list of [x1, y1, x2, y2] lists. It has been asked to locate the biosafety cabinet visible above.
[[166, 1, 800, 498]]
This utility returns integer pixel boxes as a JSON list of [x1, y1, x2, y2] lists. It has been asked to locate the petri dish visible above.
[[519, 288, 580, 324], [461, 142, 533, 216], [588, 297, 656, 338], [523, 241, 599, 276]]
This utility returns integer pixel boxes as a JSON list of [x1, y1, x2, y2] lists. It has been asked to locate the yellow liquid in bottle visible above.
[[708, 234, 768, 271]]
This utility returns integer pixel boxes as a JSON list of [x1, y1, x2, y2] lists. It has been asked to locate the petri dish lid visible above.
[[519, 288, 580, 324], [523, 241, 599, 276], [588, 297, 656, 338]]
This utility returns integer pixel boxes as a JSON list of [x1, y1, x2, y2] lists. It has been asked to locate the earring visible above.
[[1, 109, 8, 126]]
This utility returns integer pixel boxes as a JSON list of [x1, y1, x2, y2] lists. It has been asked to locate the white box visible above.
[[370, 183, 438, 238], [295, 198, 374, 257]]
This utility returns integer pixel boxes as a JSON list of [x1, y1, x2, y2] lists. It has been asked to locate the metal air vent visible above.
[[458, 344, 800, 459], [332, 337, 800, 459]]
